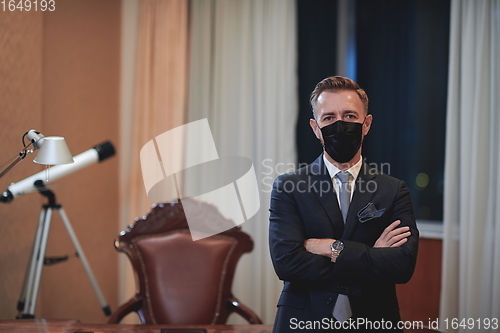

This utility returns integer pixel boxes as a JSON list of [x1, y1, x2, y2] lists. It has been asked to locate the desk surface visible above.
[[0, 320, 273, 333], [0, 319, 441, 332]]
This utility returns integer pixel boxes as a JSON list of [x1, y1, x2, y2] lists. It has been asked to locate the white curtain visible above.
[[440, 1, 500, 332], [187, 0, 297, 324], [119, 0, 189, 323]]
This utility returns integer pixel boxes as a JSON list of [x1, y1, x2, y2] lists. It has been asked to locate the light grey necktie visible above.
[[333, 171, 352, 322], [336, 171, 352, 223]]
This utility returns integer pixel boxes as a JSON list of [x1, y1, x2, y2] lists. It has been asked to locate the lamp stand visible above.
[[16, 180, 111, 318]]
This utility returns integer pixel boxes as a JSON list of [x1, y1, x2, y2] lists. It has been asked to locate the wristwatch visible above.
[[330, 240, 344, 263]]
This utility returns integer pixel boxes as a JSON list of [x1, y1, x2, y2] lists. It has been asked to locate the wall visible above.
[[397, 238, 443, 326], [0, 0, 120, 323]]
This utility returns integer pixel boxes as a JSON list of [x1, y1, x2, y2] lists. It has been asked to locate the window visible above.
[[297, 0, 450, 221]]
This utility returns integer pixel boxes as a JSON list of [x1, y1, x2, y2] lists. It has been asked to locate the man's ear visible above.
[[363, 114, 373, 136], [309, 118, 322, 141]]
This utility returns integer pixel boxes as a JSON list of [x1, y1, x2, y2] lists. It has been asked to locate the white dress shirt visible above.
[[323, 154, 363, 206]]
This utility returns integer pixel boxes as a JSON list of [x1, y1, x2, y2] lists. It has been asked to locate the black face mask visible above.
[[319, 120, 363, 163]]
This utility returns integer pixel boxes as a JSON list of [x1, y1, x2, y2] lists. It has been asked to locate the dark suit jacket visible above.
[[269, 155, 419, 332]]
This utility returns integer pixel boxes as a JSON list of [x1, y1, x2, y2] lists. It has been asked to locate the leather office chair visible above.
[[108, 200, 262, 325]]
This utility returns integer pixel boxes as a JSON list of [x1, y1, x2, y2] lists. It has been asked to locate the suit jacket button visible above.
[[326, 297, 333, 304]]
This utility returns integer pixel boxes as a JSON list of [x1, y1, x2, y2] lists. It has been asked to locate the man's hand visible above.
[[373, 220, 411, 248], [304, 238, 334, 257]]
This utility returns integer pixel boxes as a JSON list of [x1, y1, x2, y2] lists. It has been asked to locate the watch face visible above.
[[332, 240, 344, 251]]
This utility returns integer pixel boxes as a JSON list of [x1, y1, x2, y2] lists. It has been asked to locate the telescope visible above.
[[1, 133, 116, 318], [1, 141, 115, 203]]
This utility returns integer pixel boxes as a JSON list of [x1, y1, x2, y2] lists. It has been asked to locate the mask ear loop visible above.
[[314, 120, 324, 141], [360, 114, 371, 142], [314, 120, 329, 152]]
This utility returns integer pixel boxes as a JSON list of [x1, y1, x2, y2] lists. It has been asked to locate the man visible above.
[[269, 76, 418, 332]]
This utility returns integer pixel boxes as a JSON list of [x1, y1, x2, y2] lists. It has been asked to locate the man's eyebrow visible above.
[[344, 109, 360, 114], [321, 110, 359, 117], [321, 111, 337, 117]]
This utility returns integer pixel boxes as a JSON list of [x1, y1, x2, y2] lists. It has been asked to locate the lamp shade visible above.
[[33, 136, 74, 165]]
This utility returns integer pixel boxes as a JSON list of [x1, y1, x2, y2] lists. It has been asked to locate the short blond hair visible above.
[[310, 76, 369, 118]]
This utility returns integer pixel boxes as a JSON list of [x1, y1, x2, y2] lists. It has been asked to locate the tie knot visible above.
[[336, 171, 351, 184]]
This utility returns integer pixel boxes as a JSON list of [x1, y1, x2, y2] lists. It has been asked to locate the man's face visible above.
[[309, 90, 372, 145]]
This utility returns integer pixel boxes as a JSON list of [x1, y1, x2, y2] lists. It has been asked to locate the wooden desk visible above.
[[0, 319, 442, 332], [0, 320, 273, 333]]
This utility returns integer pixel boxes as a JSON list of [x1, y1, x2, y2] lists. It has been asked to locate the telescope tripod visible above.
[[17, 180, 111, 318]]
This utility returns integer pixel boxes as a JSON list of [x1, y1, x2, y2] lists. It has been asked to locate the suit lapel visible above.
[[309, 155, 345, 238], [342, 162, 377, 239]]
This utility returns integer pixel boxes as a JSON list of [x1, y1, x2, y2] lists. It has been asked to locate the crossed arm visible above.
[[270, 173, 418, 284], [304, 220, 411, 257]]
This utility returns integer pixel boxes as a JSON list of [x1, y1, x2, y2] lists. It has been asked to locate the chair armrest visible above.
[[107, 296, 143, 324], [228, 297, 263, 324]]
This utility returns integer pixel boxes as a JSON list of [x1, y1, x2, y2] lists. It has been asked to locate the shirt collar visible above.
[[323, 154, 363, 180]]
